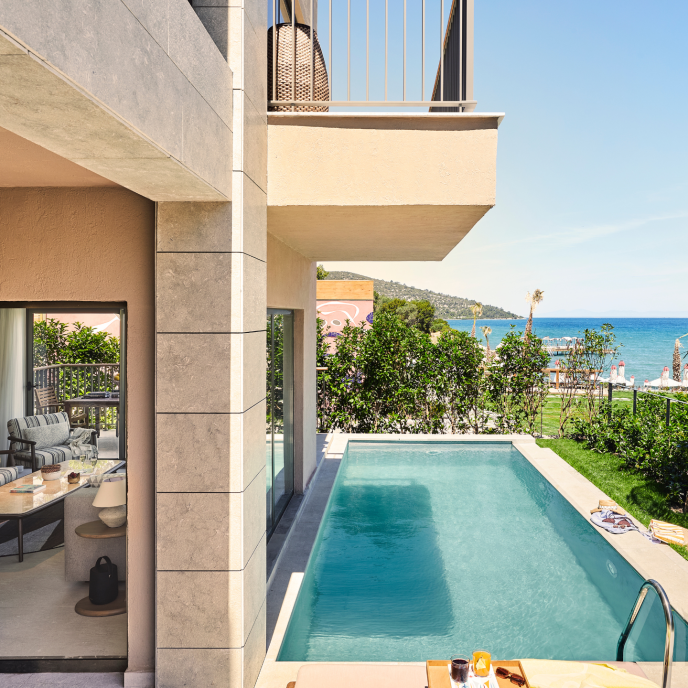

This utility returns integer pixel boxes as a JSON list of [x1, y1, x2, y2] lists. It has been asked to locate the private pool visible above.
[[278, 441, 688, 662]]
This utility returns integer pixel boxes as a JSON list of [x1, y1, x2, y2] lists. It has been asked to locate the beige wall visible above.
[[267, 233, 317, 492], [267, 113, 501, 260], [0, 187, 156, 675]]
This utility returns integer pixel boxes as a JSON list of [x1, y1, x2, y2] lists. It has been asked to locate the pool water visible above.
[[278, 442, 688, 662]]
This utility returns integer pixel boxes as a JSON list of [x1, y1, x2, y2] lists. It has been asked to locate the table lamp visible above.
[[92, 478, 127, 527]]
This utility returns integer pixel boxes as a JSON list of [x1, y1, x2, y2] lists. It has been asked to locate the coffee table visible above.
[[0, 459, 124, 561]]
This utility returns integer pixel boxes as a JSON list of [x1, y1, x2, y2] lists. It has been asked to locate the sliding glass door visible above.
[[266, 309, 294, 539]]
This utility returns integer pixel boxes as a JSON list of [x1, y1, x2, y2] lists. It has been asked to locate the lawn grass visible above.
[[538, 394, 633, 437], [536, 438, 688, 562]]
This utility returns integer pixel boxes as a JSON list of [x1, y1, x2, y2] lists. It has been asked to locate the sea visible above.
[[447, 318, 688, 384]]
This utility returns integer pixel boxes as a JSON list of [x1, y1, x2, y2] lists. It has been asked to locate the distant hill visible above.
[[325, 271, 522, 320]]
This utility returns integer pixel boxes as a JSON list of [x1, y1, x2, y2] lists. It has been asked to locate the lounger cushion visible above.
[[294, 664, 427, 688]]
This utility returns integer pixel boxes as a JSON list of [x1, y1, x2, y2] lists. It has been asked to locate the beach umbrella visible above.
[[644, 379, 650, 389], [663, 379, 683, 388], [618, 360, 625, 380], [649, 370, 682, 388], [610, 365, 618, 383], [628, 375, 635, 388]]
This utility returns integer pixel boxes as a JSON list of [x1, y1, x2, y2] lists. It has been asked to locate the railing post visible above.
[[633, 388, 637, 415], [464, 0, 474, 107], [608, 382, 613, 420], [666, 398, 671, 426]]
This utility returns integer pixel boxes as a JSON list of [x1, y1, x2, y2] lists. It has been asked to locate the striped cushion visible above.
[[0, 466, 19, 487], [14, 447, 72, 469], [7, 412, 70, 453]]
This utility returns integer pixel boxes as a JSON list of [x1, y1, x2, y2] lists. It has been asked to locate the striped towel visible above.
[[650, 520, 686, 546]]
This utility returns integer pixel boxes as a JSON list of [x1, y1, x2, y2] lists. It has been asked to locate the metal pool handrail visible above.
[[616, 579, 674, 688]]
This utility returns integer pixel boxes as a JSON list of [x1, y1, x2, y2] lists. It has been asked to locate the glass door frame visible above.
[[266, 308, 295, 540], [22, 303, 127, 461]]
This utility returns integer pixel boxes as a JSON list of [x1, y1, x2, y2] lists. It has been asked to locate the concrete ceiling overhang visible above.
[[0, 126, 119, 187], [267, 113, 503, 261], [0, 20, 229, 202]]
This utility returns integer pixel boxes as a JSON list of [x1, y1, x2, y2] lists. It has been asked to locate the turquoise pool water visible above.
[[278, 442, 688, 662]]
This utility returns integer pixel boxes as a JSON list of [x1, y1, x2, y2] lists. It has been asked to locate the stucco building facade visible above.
[[0, 1, 500, 686]]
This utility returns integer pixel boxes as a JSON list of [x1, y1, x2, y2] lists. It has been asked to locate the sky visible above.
[[319, 0, 688, 317]]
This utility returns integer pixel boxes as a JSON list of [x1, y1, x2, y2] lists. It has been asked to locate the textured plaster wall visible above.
[[0, 187, 155, 675], [267, 232, 317, 493]]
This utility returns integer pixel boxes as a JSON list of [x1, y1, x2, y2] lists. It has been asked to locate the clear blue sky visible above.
[[322, 0, 688, 317]]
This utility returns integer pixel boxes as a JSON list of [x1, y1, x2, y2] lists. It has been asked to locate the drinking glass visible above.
[[472, 651, 491, 678], [451, 656, 470, 684]]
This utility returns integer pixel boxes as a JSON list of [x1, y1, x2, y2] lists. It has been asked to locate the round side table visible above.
[[74, 520, 127, 617]]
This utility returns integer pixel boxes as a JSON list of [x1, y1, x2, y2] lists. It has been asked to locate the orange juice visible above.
[[472, 651, 491, 677]]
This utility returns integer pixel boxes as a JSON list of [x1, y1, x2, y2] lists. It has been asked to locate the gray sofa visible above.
[[7, 411, 96, 471]]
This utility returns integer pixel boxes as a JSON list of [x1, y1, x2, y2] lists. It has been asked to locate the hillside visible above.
[[325, 271, 522, 320]]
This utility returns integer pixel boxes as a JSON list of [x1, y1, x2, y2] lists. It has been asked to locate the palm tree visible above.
[[470, 302, 483, 337], [675, 334, 688, 381], [480, 325, 493, 361], [525, 289, 544, 336]]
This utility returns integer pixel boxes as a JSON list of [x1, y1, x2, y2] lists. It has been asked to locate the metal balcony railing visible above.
[[32, 363, 120, 430], [268, 0, 475, 110]]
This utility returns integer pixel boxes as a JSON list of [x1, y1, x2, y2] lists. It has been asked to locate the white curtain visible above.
[[0, 309, 26, 465]]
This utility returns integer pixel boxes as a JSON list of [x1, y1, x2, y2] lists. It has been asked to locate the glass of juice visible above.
[[473, 650, 491, 678], [451, 656, 470, 685]]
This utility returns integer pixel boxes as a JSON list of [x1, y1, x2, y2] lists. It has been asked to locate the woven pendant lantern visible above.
[[268, 23, 329, 112]]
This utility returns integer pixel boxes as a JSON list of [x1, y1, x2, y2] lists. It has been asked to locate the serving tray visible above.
[[427, 660, 530, 688]]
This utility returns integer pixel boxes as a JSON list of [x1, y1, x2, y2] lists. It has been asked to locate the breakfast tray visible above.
[[427, 660, 530, 688]]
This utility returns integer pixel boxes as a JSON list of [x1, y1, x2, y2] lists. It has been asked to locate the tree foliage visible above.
[[374, 294, 436, 333], [558, 324, 619, 435], [316, 313, 550, 435], [33, 318, 120, 367]]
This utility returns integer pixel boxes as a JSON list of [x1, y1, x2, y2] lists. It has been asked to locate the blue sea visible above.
[[447, 318, 688, 383]]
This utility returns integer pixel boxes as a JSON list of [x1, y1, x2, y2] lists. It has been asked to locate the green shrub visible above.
[[317, 314, 550, 436], [571, 394, 688, 511], [33, 318, 120, 367]]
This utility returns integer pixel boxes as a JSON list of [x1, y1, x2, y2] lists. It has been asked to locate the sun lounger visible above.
[[288, 664, 427, 688]]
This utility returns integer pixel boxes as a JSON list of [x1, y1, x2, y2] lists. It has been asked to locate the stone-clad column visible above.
[[155, 200, 267, 688], [188, 0, 268, 684]]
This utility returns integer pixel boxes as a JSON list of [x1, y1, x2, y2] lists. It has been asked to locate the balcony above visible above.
[[267, 112, 503, 261]]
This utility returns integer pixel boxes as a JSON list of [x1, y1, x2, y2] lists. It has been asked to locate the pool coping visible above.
[[256, 434, 688, 688]]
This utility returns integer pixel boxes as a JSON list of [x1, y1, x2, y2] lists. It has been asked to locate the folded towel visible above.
[[590, 510, 661, 544], [520, 660, 658, 688], [650, 520, 686, 546]]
